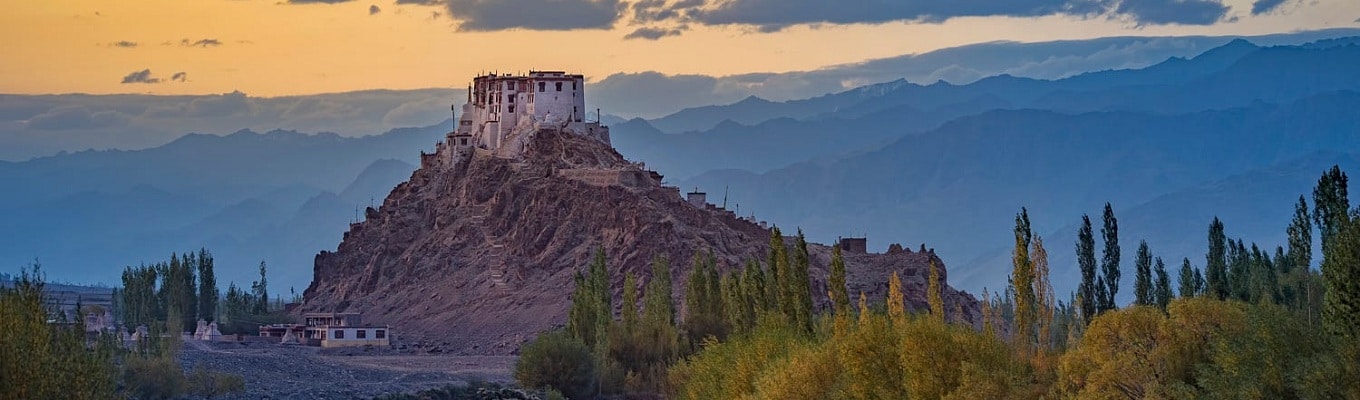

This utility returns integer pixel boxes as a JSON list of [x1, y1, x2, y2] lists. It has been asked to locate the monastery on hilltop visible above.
[[437, 70, 610, 162]]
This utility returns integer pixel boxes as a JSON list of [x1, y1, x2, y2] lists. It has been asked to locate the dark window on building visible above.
[[538, 82, 545, 92], [508, 94, 514, 103], [334, 330, 345, 339], [573, 81, 577, 90], [460, 138, 468, 146], [509, 105, 515, 113], [356, 330, 367, 339], [376, 330, 386, 339], [555, 82, 563, 92]]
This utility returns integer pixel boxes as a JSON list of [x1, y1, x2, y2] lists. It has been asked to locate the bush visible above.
[[122, 355, 186, 400], [514, 330, 597, 400], [373, 381, 553, 400], [187, 363, 247, 399]]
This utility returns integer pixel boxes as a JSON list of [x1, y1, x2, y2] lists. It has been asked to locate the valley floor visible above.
[[179, 340, 514, 399]]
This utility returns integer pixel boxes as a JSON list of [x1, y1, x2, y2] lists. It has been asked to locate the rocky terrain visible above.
[[303, 129, 980, 355], [179, 340, 513, 399]]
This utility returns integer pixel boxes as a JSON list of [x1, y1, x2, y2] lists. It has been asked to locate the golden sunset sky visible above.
[[2, 0, 1356, 96]]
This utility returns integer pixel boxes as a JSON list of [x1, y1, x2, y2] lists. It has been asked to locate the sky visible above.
[[1, 0, 1357, 97]]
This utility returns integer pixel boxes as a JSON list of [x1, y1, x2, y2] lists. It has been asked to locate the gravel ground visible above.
[[179, 340, 515, 399]]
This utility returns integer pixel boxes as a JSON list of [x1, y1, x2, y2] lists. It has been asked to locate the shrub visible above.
[[514, 330, 597, 400]]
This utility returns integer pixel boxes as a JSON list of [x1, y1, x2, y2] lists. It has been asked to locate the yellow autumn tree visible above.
[[887, 271, 906, 325]]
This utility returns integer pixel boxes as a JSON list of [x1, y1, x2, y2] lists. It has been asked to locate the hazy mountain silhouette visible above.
[[0, 126, 436, 290], [615, 39, 1360, 182], [678, 89, 1360, 295]]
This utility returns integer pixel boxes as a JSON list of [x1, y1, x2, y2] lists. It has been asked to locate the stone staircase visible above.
[[466, 204, 510, 291]]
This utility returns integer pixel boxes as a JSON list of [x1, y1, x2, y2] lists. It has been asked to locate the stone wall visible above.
[[557, 168, 654, 188]]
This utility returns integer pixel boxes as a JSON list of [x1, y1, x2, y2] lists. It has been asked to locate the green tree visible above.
[[1011, 207, 1036, 354], [1032, 235, 1056, 351], [1154, 257, 1171, 310], [767, 227, 786, 315], [1100, 203, 1120, 313], [1206, 217, 1229, 300], [251, 261, 269, 314], [741, 259, 765, 321], [1177, 258, 1198, 298], [1077, 214, 1098, 324], [1313, 165, 1350, 252], [683, 249, 726, 346], [789, 231, 815, 333], [567, 248, 611, 348], [515, 330, 597, 400], [1288, 195, 1312, 271], [1322, 211, 1360, 339], [1, 264, 118, 400], [1133, 240, 1153, 306], [197, 248, 218, 322]]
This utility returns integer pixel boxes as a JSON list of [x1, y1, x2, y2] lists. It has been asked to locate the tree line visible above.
[[1, 261, 246, 399], [117, 251, 288, 335], [516, 165, 1360, 399]]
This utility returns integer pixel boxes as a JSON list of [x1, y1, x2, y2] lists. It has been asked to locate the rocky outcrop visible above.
[[303, 129, 980, 355]]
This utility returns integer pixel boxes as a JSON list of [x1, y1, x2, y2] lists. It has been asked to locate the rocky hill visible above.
[[303, 129, 979, 355]]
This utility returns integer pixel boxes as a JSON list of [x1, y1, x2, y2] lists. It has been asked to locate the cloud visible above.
[[181, 38, 223, 47], [632, 0, 1232, 32], [110, 41, 138, 48], [186, 91, 254, 117], [394, 0, 441, 4], [381, 97, 450, 126], [286, 0, 354, 3], [1113, 0, 1230, 25], [370, 4, 381, 14], [171, 72, 188, 82], [442, 0, 622, 31], [25, 106, 131, 131], [624, 26, 683, 40], [1250, 0, 1290, 15], [121, 69, 161, 84]]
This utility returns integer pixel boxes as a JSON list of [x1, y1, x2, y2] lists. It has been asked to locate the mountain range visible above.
[[5, 34, 1360, 301]]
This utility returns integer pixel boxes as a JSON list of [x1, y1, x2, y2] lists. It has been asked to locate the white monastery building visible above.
[[448, 70, 609, 157]]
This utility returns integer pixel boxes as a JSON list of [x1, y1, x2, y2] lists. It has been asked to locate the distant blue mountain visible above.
[[0, 126, 433, 291], [679, 89, 1360, 295], [616, 39, 1360, 181]]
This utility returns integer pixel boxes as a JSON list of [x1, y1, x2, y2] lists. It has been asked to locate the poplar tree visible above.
[[927, 257, 945, 324], [742, 260, 765, 320], [1100, 203, 1120, 313], [1313, 165, 1358, 338], [766, 227, 786, 315], [252, 261, 269, 314], [196, 248, 218, 322], [1153, 257, 1171, 310], [1077, 215, 1098, 325], [1133, 241, 1153, 306], [1288, 196, 1312, 271], [1032, 235, 1055, 350], [829, 246, 850, 316], [1011, 208, 1036, 353], [1206, 217, 1229, 300], [1322, 216, 1360, 338], [722, 272, 747, 333], [1312, 165, 1350, 252], [790, 231, 815, 333], [1177, 258, 1198, 298], [887, 271, 906, 324], [639, 255, 679, 374]]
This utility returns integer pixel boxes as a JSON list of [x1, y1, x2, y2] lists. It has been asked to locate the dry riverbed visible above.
[[179, 340, 515, 399]]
